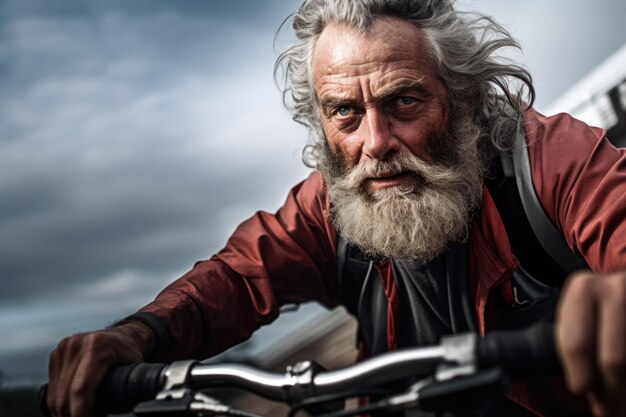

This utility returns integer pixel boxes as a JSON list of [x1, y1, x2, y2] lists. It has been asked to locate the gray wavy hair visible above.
[[274, 0, 535, 166]]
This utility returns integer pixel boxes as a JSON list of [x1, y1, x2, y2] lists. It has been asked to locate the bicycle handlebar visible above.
[[40, 321, 559, 416]]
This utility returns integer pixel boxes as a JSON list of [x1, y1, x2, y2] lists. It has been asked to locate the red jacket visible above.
[[139, 109, 626, 415]]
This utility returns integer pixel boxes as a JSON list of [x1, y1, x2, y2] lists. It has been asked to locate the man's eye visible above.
[[337, 106, 352, 116], [398, 97, 417, 105]]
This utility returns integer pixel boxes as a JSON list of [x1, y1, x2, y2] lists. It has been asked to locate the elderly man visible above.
[[47, 1, 626, 416]]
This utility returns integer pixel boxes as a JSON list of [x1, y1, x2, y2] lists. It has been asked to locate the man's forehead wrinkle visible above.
[[312, 17, 438, 108], [312, 18, 426, 74]]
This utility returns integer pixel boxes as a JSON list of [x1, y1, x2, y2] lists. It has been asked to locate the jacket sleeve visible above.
[[526, 109, 626, 273], [137, 171, 340, 360]]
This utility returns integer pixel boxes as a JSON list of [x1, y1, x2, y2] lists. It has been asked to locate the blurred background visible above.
[[1, 0, 625, 413]]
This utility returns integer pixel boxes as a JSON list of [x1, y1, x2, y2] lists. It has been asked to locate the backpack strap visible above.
[[337, 236, 389, 353], [503, 132, 589, 272]]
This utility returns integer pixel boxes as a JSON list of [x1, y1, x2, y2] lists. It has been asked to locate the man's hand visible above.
[[556, 270, 626, 417], [47, 321, 155, 417]]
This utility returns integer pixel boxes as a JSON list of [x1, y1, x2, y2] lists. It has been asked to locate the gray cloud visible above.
[[0, 0, 288, 27], [0, 1, 309, 306]]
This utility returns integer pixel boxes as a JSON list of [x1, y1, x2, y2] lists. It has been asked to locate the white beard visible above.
[[318, 118, 484, 262]]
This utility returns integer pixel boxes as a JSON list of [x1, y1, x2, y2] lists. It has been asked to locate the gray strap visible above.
[[357, 260, 389, 354], [501, 133, 588, 272]]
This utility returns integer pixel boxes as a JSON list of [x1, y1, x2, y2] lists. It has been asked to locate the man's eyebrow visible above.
[[374, 80, 431, 100], [318, 96, 355, 109], [317, 80, 431, 112]]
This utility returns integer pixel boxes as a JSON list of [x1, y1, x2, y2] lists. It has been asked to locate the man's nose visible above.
[[361, 108, 400, 160]]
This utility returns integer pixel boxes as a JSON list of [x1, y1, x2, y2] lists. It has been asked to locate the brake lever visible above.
[[191, 392, 269, 417], [379, 361, 493, 414], [417, 367, 507, 413], [134, 387, 194, 416]]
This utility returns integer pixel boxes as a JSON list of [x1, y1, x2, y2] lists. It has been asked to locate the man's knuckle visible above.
[[604, 274, 626, 299], [83, 332, 98, 347], [69, 381, 88, 399], [49, 347, 60, 364], [560, 337, 592, 361], [561, 275, 593, 307], [56, 336, 72, 351], [567, 272, 596, 294], [79, 332, 108, 355], [64, 334, 90, 354]]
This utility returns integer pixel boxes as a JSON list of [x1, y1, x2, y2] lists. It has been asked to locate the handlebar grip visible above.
[[477, 321, 561, 377], [39, 362, 167, 416], [96, 362, 167, 413]]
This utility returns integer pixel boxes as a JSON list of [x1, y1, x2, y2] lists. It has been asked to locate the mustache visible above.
[[335, 153, 465, 192]]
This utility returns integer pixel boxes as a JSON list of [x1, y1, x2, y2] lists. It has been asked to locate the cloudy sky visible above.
[[1, 0, 625, 385]]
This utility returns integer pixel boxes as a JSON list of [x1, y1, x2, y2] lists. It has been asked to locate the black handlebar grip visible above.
[[477, 321, 561, 378], [39, 362, 167, 416], [95, 362, 167, 414]]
